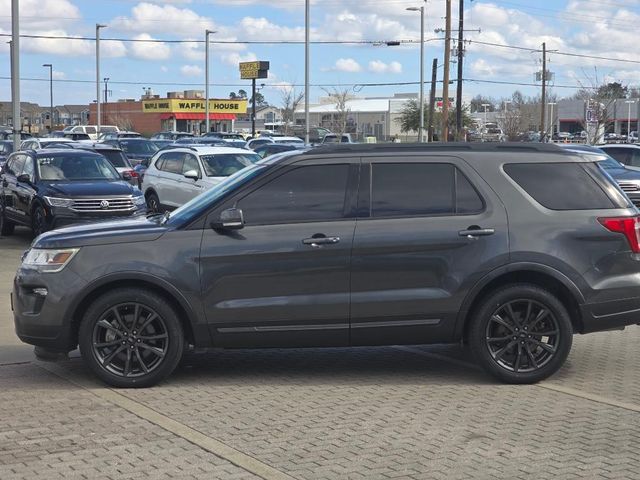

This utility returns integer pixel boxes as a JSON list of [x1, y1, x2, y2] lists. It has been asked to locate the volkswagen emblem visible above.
[[100, 200, 110, 210]]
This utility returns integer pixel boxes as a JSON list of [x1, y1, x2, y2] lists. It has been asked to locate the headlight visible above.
[[22, 248, 79, 273], [133, 195, 146, 206], [44, 196, 73, 208]]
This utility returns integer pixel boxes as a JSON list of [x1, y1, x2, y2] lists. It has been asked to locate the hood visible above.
[[125, 152, 154, 159], [42, 180, 138, 197], [34, 214, 168, 249]]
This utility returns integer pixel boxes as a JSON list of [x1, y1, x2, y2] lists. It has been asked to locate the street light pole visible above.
[[626, 100, 635, 142], [104, 77, 110, 105], [96, 24, 106, 135], [407, 4, 425, 142], [205, 29, 216, 134], [43, 63, 53, 132], [548, 102, 557, 139], [304, 0, 310, 144], [481, 103, 490, 141]]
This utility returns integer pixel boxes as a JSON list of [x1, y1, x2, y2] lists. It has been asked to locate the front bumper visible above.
[[12, 265, 86, 351]]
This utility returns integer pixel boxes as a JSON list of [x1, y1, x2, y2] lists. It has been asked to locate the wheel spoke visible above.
[[94, 339, 121, 348], [131, 303, 141, 331], [524, 343, 539, 369], [528, 338, 556, 354], [111, 307, 128, 332], [487, 335, 512, 343], [493, 340, 517, 361], [102, 345, 126, 367], [490, 315, 514, 332], [524, 300, 533, 326], [97, 319, 123, 337], [528, 309, 549, 329], [138, 333, 168, 341], [505, 303, 522, 328], [135, 348, 149, 374], [124, 348, 132, 376], [138, 342, 165, 358], [137, 313, 158, 334], [514, 344, 523, 372]]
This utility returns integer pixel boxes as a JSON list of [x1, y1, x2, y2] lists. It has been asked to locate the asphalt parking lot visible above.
[[2, 229, 640, 479]]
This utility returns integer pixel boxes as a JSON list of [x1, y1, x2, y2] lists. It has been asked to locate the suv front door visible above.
[[350, 156, 509, 345], [200, 159, 359, 348], [1, 154, 27, 223]]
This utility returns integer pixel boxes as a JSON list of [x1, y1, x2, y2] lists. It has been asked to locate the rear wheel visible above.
[[469, 284, 573, 384], [78, 288, 184, 388], [0, 202, 15, 236], [146, 192, 161, 213], [31, 204, 48, 237]]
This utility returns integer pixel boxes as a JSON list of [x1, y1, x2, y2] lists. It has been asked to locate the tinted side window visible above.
[[369, 163, 483, 217], [238, 164, 349, 225], [504, 162, 618, 210], [22, 157, 35, 181], [160, 153, 183, 174]]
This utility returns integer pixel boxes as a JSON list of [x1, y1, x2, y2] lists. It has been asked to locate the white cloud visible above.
[[368, 60, 402, 74], [238, 16, 305, 41], [52, 71, 66, 80], [0, 0, 80, 30], [130, 33, 171, 60], [220, 51, 258, 67], [111, 2, 215, 36], [180, 64, 202, 76], [160, 66, 169, 72], [332, 58, 362, 73]]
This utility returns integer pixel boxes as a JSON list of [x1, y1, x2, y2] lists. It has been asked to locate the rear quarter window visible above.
[[504, 162, 629, 210]]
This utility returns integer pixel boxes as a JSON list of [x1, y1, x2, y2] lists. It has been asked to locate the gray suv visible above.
[[11, 143, 640, 387]]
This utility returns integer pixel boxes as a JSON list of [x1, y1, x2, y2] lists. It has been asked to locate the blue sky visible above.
[[1, 0, 639, 107]]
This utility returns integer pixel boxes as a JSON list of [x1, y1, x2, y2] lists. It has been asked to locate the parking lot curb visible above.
[[36, 360, 298, 480]]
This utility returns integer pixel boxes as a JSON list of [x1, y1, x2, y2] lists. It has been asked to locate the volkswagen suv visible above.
[[11, 143, 640, 387]]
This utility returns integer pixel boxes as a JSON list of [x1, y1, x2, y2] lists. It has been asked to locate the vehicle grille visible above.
[[618, 182, 640, 193], [70, 197, 135, 212]]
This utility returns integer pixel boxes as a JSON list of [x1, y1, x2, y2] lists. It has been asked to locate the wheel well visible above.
[[144, 188, 157, 199], [70, 280, 196, 347], [462, 271, 583, 338]]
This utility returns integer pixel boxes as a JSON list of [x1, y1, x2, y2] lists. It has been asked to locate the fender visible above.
[[66, 271, 211, 347], [454, 262, 586, 338]]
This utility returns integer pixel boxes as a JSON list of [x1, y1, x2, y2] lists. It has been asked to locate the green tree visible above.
[[396, 99, 472, 137], [250, 92, 266, 107]]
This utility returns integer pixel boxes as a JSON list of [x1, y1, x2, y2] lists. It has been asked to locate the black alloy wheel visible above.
[[79, 288, 184, 387], [469, 284, 572, 384], [31, 204, 48, 237], [146, 192, 161, 213]]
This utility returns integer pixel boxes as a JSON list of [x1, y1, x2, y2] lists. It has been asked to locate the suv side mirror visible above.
[[17, 173, 31, 184], [212, 207, 244, 230], [184, 169, 199, 181]]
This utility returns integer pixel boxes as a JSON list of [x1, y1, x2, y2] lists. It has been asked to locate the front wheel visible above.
[[78, 288, 184, 388], [31, 204, 48, 237], [468, 284, 573, 384], [145, 192, 161, 213], [0, 202, 14, 236]]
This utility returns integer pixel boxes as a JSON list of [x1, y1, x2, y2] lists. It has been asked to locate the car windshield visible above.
[[200, 153, 260, 177], [166, 164, 270, 226], [487, 129, 502, 134], [0, 142, 12, 154], [98, 150, 129, 168], [599, 158, 624, 170], [120, 140, 159, 154], [37, 154, 120, 181]]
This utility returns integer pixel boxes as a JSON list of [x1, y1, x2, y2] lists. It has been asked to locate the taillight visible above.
[[127, 170, 138, 177], [598, 216, 640, 253]]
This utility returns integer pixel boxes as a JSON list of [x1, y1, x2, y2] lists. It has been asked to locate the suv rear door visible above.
[[200, 157, 359, 348], [350, 156, 509, 345]]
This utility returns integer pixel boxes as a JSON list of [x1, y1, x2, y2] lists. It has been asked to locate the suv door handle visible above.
[[302, 235, 340, 247], [459, 227, 495, 237]]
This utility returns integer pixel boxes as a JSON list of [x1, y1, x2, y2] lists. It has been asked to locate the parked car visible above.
[[0, 128, 31, 141], [203, 132, 245, 141], [220, 139, 248, 149], [12, 142, 640, 388], [102, 138, 159, 167], [0, 140, 14, 167], [599, 144, 640, 170], [62, 132, 91, 141], [246, 137, 275, 150], [142, 146, 260, 212], [482, 127, 506, 142], [628, 131, 638, 143], [559, 144, 640, 207], [20, 138, 76, 150], [72, 143, 140, 188], [150, 131, 194, 141], [321, 133, 356, 144], [150, 139, 174, 150], [171, 137, 227, 147], [63, 125, 119, 141], [253, 142, 308, 159], [0, 148, 145, 236], [98, 131, 143, 141]]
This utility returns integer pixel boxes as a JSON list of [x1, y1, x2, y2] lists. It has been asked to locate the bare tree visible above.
[[108, 115, 133, 132], [321, 88, 352, 139], [573, 68, 619, 145], [280, 87, 304, 136]]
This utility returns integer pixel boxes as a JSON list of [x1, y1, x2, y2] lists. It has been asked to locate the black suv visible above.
[[11, 143, 640, 387], [0, 148, 146, 236]]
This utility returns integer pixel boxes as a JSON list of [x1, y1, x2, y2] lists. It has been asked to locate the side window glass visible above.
[[238, 164, 349, 225], [154, 154, 167, 171], [4, 158, 15, 175], [630, 151, 640, 168], [22, 157, 35, 182], [608, 149, 630, 164], [162, 153, 184, 175], [182, 154, 200, 175], [455, 169, 484, 214], [11, 155, 26, 177]]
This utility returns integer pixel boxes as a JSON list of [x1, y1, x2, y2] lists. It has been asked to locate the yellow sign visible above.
[[142, 99, 248, 114], [239, 61, 269, 80]]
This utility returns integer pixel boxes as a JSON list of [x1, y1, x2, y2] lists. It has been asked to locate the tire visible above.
[[31, 203, 48, 237], [0, 202, 14, 236], [78, 288, 184, 388], [468, 284, 573, 384], [145, 192, 161, 213]]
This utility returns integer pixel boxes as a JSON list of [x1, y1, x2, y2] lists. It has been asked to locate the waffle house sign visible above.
[[142, 99, 248, 114]]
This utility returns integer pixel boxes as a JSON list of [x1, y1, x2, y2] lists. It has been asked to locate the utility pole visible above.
[[11, 0, 20, 151], [304, 0, 310, 144], [96, 24, 106, 135], [428, 58, 438, 142], [455, 0, 464, 139], [540, 42, 546, 142], [43, 63, 53, 132], [205, 29, 215, 134], [251, 78, 256, 137], [104, 77, 109, 105], [442, 0, 452, 142]]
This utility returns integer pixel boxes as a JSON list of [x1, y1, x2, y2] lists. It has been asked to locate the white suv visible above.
[[141, 146, 260, 211]]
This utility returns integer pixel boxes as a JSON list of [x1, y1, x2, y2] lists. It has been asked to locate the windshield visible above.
[[37, 154, 121, 181], [487, 129, 502, 134], [599, 158, 624, 170], [166, 164, 269, 226], [200, 153, 260, 177], [99, 150, 129, 168], [120, 140, 159, 154]]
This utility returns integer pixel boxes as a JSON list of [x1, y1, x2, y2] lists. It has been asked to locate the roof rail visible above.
[[303, 142, 567, 155]]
